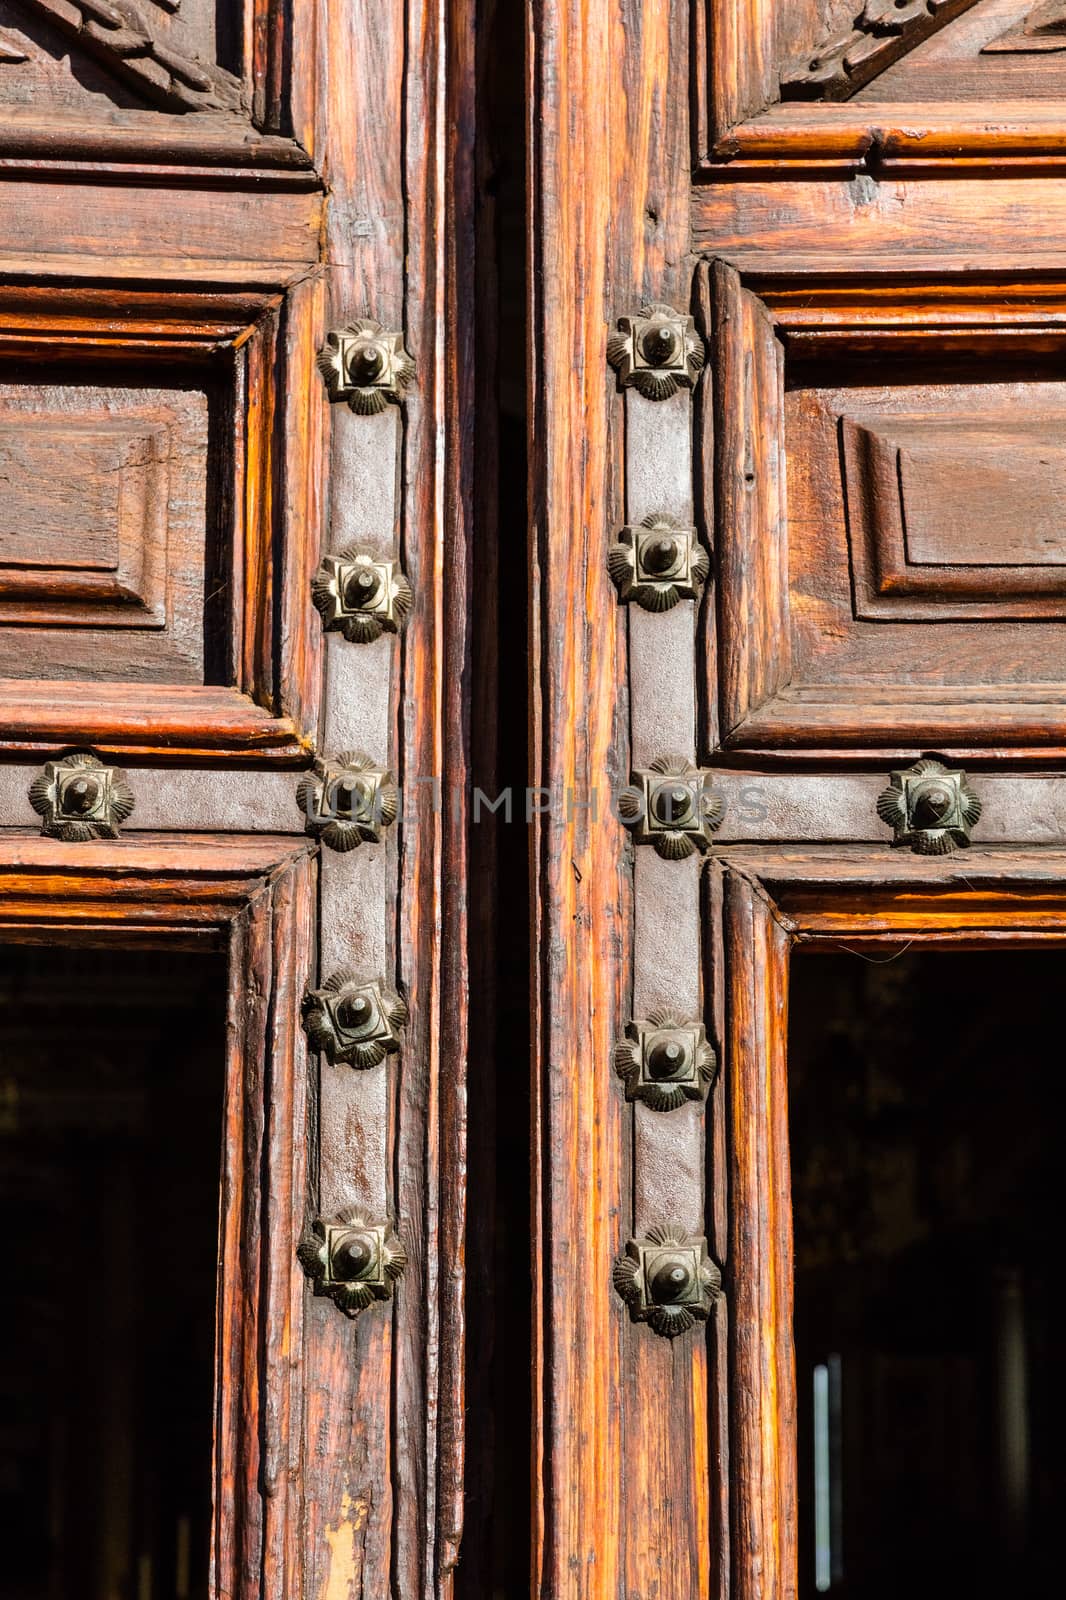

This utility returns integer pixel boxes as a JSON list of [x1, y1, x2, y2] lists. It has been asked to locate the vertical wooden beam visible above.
[[529, 0, 704, 1591], [723, 871, 797, 1600], [298, 0, 473, 1594]]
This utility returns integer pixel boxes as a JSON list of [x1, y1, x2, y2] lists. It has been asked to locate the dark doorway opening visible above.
[[790, 950, 1064, 1600], [0, 943, 226, 1600]]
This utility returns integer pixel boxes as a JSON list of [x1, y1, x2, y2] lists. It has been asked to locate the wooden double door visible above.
[[2, 0, 1066, 1595]]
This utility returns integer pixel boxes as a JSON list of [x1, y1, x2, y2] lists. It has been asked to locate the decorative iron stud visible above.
[[614, 1010, 717, 1112], [296, 751, 398, 851], [311, 543, 413, 643], [618, 755, 724, 860], [877, 757, 982, 856], [29, 752, 134, 842], [317, 319, 415, 414], [607, 303, 705, 400], [607, 513, 710, 611], [301, 969, 407, 1069], [613, 1224, 721, 1339], [298, 1208, 407, 1317]]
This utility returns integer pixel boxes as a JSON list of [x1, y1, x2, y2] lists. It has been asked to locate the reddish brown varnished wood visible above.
[[695, 0, 1066, 166], [1, 5, 472, 1595], [534, 4, 1066, 1597], [291, 2, 475, 1596], [721, 868, 795, 1600], [715, 848, 1066, 1600], [0, 834, 315, 1599], [700, 268, 1066, 759], [529, 1, 717, 1595], [0, 279, 324, 762]]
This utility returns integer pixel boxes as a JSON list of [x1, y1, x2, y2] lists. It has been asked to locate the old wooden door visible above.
[[0, 2, 471, 1596], [529, 1, 1066, 1596]]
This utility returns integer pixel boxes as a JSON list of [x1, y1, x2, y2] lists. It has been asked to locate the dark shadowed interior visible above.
[[790, 951, 1064, 1600], [0, 943, 227, 1600]]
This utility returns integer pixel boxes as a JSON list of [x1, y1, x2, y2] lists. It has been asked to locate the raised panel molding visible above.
[[841, 413, 1066, 620], [704, 263, 1066, 756], [0, 276, 326, 762], [0, 0, 316, 167], [0, 408, 178, 630]]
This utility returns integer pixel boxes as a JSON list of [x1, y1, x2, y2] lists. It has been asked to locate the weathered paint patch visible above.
[[321, 1490, 370, 1600]]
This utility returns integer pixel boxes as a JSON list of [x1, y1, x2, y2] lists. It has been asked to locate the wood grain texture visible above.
[[708, 262, 789, 749], [780, 0, 983, 103], [0, 834, 315, 1600], [530, 0, 711, 1595], [1, 2, 462, 1591], [695, 1, 1066, 165], [623, 339, 711, 1600], [0, 0, 317, 160], [701, 266, 1066, 757], [295, 0, 475, 1593], [721, 869, 796, 1600], [0, 278, 324, 760], [694, 178, 1066, 268], [395, 0, 474, 1577], [714, 848, 1066, 1600], [0, 180, 321, 266], [297, 0, 408, 1583], [705, 98, 1066, 169]]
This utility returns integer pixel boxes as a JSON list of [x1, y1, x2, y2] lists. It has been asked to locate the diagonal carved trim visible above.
[[0, 27, 30, 59], [781, 0, 982, 101], [13, 0, 242, 112], [983, 1, 1066, 52]]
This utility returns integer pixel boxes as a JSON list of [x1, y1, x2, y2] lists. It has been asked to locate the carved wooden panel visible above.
[[707, 266, 1066, 754], [859, 0, 1066, 101], [840, 411, 1066, 620], [780, 0, 982, 102], [696, 0, 1066, 164], [0, 383, 208, 674], [0, 279, 325, 760], [0, 0, 307, 164]]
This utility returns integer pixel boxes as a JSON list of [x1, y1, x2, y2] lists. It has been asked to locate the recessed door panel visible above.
[[0, 944, 226, 1600]]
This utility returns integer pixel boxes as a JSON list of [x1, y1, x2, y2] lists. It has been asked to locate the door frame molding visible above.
[[0, 832, 316, 1598], [713, 844, 1066, 1600]]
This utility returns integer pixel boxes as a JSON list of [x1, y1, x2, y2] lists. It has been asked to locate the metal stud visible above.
[[311, 543, 413, 643], [617, 755, 724, 860], [877, 757, 982, 856], [298, 1208, 407, 1317], [29, 751, 135, 842], [301, 969, 407, 1068], [607, 513, 710, 611], [614, 1010, 717, 1112], [296, 751, 398, 851], [317, 318, 416, 414], [613, 1224, 721, 1339], [607, 302, 705, 400]]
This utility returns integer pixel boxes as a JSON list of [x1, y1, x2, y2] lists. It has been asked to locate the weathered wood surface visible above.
[[714, 848, 1066, 1600], [0, 0, 471, 1592], [0, 276, 323, 762], [529, 0, 716, 1595], [295, 0, 474, 1595], [721, 870, 795, 1600], [0, 836, 315, 1596], [694, 178, 1066, 266], [700, 265, 1066, 757], [696, 0, 1066, 160]]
